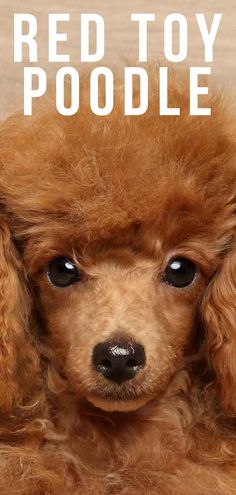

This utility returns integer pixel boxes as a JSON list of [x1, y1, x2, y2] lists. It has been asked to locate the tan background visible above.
[[0, 0, 235, 120]]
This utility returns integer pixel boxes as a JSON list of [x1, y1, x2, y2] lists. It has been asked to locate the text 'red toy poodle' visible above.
[[0, 68, 235, 494]]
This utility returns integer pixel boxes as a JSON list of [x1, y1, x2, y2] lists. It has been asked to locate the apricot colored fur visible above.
[[0, 68, 235, 494]]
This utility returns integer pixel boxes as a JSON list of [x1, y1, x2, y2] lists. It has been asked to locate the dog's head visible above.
[[0, 72, 235, 413]]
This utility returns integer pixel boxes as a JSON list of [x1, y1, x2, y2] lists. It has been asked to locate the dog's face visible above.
[[28, 214, 218, 412]]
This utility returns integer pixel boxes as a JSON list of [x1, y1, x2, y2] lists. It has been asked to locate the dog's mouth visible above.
[[85, 389, 153, 412], [86, 394, 151, 412]]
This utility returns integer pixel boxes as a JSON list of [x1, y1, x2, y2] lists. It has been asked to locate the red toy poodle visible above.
[[0, 68, 235, 494]]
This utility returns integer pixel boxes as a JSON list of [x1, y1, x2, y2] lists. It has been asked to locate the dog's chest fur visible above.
[[49, 369, 236, 495]]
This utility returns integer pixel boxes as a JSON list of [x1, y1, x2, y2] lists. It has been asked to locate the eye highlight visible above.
[[163, 257, 196, 288], [47, 257, 82, 288]]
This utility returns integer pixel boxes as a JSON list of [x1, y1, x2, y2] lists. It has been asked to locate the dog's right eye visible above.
[[47, 257, 81, 288]]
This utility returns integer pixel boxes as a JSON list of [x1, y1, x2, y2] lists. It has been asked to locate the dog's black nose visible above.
[[92, 341, 146, 384]]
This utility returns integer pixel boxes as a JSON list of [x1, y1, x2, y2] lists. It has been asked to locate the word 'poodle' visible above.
[[0, 69, 235, 494]]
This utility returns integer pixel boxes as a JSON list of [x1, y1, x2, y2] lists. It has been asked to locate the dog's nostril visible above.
[[126, 358, 137, 368], [100, 359, 112, 368], [92, 340, 146, 384]]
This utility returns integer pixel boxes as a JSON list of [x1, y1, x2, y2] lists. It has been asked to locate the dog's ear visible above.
[[0, 219, 39, 413], [202, 237, 236, 413]]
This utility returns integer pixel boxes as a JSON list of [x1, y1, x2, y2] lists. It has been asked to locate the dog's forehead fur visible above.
[[0, 70, 235, 250]]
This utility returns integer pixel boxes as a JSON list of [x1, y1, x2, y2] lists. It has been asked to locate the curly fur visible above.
[[0, 67, 235, 494]]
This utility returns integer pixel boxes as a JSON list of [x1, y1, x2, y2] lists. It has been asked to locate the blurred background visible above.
[[0, 0, 235, 120]]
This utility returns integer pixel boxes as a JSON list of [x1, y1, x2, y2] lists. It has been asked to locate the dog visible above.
[[0, 68, 235, 494]]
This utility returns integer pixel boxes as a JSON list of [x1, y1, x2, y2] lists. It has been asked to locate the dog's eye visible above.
[[47, 257, 81, 288], [163, 257, 196, 288]]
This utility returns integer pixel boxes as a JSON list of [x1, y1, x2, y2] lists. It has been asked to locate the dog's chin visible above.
[[86, 394, 151, 412]]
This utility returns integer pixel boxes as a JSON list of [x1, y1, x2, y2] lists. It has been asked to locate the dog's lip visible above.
[[86, 392, 152, 412], [86, 387, 146, 403], [89, 393, 136, 403], [84, 385, 155, 410]]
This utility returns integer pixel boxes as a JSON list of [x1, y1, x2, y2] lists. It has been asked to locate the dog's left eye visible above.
[[47, 257, 81, 287], [163, 257, 196, 288]]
